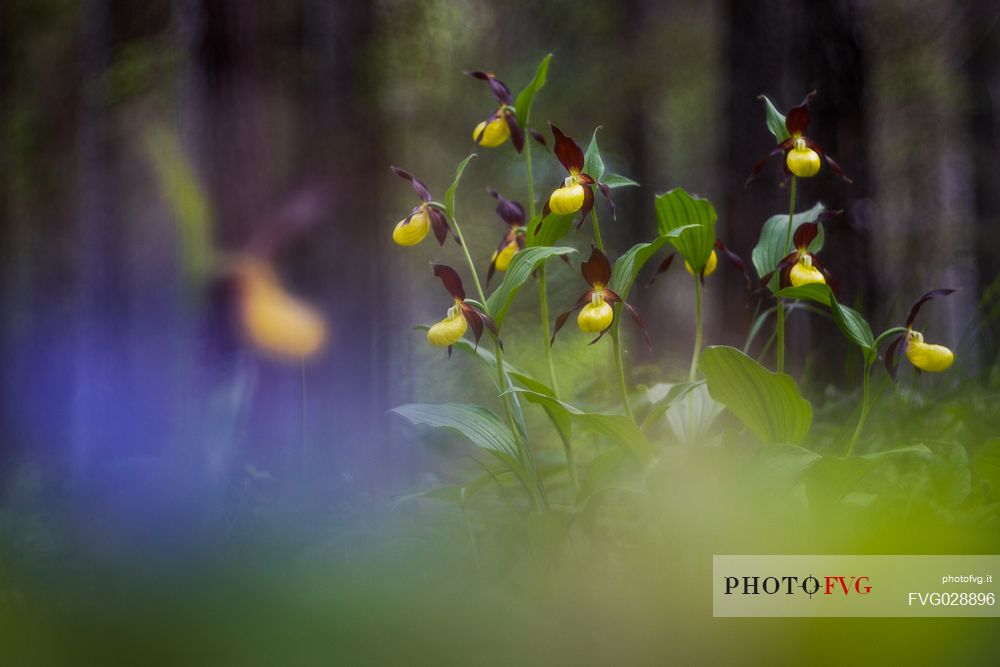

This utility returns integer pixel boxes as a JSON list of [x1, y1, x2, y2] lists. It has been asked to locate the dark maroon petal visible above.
[[428, 207, 450, 246], [487, 188, 525, 225], [574, 186, 595, 230], [619, 297, 652, 348], [645, 253, 677, 287], [465, 71, 490, 81], [884, 333, 906, 381], [597, 181, 615, 220], [433, 264, 466, 300], [581, 244, 612, 286], [391, 166, 432, 202], [588, 326, 613, 346], [745, 140, 793, 187], [715, 240, 751, 290], [490, 78, 512, 105], [760, 252, 799, 290], [810, 254, 838, 296], [541, 198, 552, 220], [784, 91, 816, 135], [905, 288, 957, 327], [550, 123, 585, 173], [462, 305, 484, 348], [529, 128, 548, 149], [792, 221, 820, 249], [448, 345, 453, 358], [823, 152, 852, 183], [505, 112, 524, 153]]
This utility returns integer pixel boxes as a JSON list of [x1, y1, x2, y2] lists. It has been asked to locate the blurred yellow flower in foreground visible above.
[[235, 259, 327, 360]]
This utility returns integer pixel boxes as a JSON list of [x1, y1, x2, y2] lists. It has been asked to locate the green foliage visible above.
[[608, 226, 698, 300], [583, 127, 605, 180], [759, 94, 791, 143], [601, 173, 639, 189], [444, 153, 476, 223], [525, 212, 574, 248], [751, 202, 826, 291], [486, 246, 575, 326], [514, 53, 552, 131], [653, 188, 716, 271], [145, 127, 213, 285], [699, 346, 812, 445], [391, 403, 517, 458], [774, 284, 875, 358]]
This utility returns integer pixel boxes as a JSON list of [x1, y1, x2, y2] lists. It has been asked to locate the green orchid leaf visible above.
[[391, 403, 518, 459], [486, 246, 576, 326], [583, 127, 605, 181], [759, 94, 791, 143], [601, 173, 639, 189], [514, 53, 552, 132], [576, 447, 628, 505], [752, 202, 826, 291], [653, 188, 717, 271], [506, 389, 655, 464], [699, 346, 812, 445], [506, 369, 572, 444], [608, 226, 699, 300], [525, 211, 575, 248], [444, 153, 476, 222], [774, 284, 875, 354]]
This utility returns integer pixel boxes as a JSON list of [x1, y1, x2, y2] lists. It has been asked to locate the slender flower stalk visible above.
[[689, 273, 703, 382], [776, 175, 797, 373]]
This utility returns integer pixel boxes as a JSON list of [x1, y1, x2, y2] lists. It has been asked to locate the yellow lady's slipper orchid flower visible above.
[[904, 331, 954, 372], [472, 116, 511, 148], [552, 246, 649, 346], [785, 138, 822, 178], [748, 91, 852, 185], [392, 206, 430, 246], [427, 264, 500, 355], [789, 254, 826, 286], [540, 124, 616, 229], [390, 167, 453, 247], [235, 259, 327, 360], [485, 189, 526, 285], [427, 303, 469, 347], [885, 288, 957, 379], [685, 249, 718, 277], [466, 71, 524, 153]]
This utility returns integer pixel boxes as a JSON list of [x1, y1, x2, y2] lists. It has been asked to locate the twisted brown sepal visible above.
[[550, 290, 594, 346], [504, 111, 524, 153], [529, 128, 548, 150], [432, 264, 465, 301], [488, 188, 525, 226], [645, 253, 677, 288], [427, 207, 452, 246], [906, 288, 957, 328], [391, 166, 432, 202], [884, 333, 907, 381], [715, 240, 752, 290], [465, 70, 512, 105], [460, 302, 501, 350]]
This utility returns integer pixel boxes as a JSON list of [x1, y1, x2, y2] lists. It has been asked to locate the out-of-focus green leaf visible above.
[[486, 246, 575, 326], [583, 127, 605, 181], [774, 284, 875, 355], [750, 444, 822, 498], [577, 447, 627, 504], [640, 381, 702, 431], [804, 445, 932, 508], [444, 153, 476, 222], [973, 439, 1000, 494], [507, 389, 655, 464], [752, 202, 826, 290], [391, 403, 518, 459], [609, 226, 699, 300], [653, 188, 716, 272], [759, 94, 790, 143], [506, 369, 571, 443], [601, 173, 639, 189], [514, 53, 551, 132], [700, 346, 812, 445], [145, 127, 213, 284], [526, 212, 574, 248]]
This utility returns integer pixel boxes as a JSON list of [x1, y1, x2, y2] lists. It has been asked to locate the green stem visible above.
[[689, 273, 703, 382], [525, 135, 536, 220], [538, 266, 560, 396], [776, 175, 797, 373], [590, 207, 604, 251], [612, 323, 635, 423], [846, 358, 871, 457]]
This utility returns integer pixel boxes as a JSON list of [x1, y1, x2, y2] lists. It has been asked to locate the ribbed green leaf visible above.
[[608, 226, 699, 300], [601, 173, 639, 189], [444, 154, 476, 222], [485, 246, 575, 325], [514, 53, 551, 132], [583, 127, 605, 180], [525, 212, 574, 248], [752, 202, 826, 291], [577, 447, 627, 504], [653, 188, 716, 271], [699, 346, 812, 445], [507, 389, 654, 464], [774, 284, 875, 354], [759, 94, 791, 143], [391, 403, 517, 459]]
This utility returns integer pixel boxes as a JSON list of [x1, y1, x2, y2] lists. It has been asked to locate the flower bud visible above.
[[472, 116, 510, 148], [577, 296, 613, 333], [492, 242, 518, 272], [427, 308, 468, 346], [786, 139, 821, 178], [685, 249, 718, 277], [549, 182, 586, 215], [392, 208, 430, 246], [905, 331, 954, 372], [789, 256, 825, 287]]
